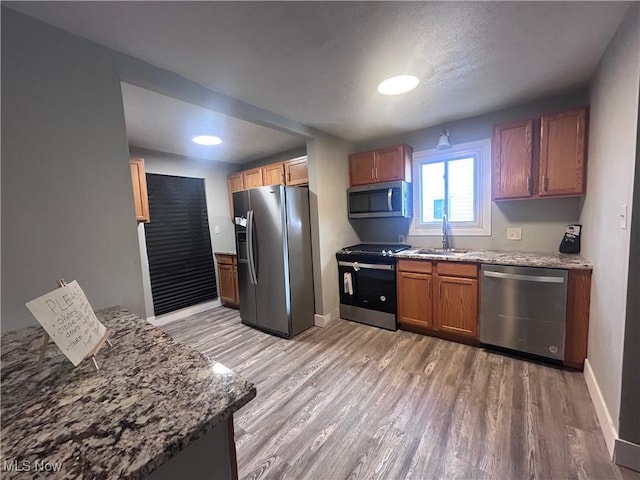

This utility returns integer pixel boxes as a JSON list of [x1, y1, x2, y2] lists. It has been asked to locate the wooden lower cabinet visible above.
[[216, 254, 239, 308], [397, 259, 479, 341], [435, 276, 478, 337], [397, 271, 433, 329]]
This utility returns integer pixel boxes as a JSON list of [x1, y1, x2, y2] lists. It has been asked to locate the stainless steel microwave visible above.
[[348, 180, 412, 219]]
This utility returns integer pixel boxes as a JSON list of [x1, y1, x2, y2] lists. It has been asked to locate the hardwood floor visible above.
[[161, 307, 639, 480]]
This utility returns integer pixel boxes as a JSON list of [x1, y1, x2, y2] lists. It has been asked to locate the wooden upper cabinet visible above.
[[242, 168, 263, 189], [492, 119, 534, 200], [227, 173, 244, 220], [349, 151, 376, 186], [435, 276, 478, 338], [284, 156, 308, 185], [539, 107, 587, 197], [129, 157, 150, 223], [492, 107, 588, 201], [228, 172, 244, 193], [349, 144, 412, 186], [263, 163, 285, 186]]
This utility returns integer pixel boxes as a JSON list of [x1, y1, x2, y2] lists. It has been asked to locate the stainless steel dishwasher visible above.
[[480, 264, 568, 360]]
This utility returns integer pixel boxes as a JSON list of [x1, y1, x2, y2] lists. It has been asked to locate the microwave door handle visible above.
[[387, 188, 393, 212]]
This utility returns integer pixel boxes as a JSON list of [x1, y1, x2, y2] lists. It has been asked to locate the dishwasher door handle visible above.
[[483, 270, 565, 283]]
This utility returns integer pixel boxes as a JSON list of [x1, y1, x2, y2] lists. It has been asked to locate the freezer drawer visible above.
[[480, 265, 568, 360]]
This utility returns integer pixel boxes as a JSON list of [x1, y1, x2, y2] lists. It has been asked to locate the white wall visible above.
[[307, 136, 359, 320], [129, 148, 239, 318], [1, 9, 146, 331], [581, 4, 640, 434]]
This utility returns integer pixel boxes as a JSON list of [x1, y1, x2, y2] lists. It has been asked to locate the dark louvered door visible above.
[[144, 174, 217, 316]]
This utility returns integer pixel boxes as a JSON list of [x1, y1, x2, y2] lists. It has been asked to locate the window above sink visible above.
[[409, 138, 492, 237]]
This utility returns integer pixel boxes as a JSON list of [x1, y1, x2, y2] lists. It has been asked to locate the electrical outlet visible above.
[[398, 235, 405, 243], [507, 227, 522, 240], [214, 225, 221, 235]]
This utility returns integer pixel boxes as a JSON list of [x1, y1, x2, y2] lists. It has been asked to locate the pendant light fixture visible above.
[[437, 129, 451, 150]]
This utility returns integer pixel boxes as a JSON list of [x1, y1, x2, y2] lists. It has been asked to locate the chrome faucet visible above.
[[442, 213, 450, 251]]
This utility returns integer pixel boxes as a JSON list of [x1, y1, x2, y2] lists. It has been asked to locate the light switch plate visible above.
[[621, 205, 628, 229], [507, 227, 522, 240], [214, 225, 221, 235]]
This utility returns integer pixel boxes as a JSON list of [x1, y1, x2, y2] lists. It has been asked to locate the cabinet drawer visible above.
[[398, 259, 432, 274], [215, 254, 235, 266], [436, 262, 477, 278]]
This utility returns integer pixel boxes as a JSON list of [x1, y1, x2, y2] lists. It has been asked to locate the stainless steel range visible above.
[[336, 243, 411, 331]]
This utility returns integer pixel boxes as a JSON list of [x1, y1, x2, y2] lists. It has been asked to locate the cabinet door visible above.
[[285, 157, 308, 185], [233, 264, 239, 305], [398, 271, 433, 329], [227, 173, 244, 220], [129, 157, 150, 222], [218, 263, 236, 304], [492, 119, 533, 200], [435, 276, 478, 337], [375, 145, 409, 183], [262, 163, 285, 186], [349, 151, 376, 186], [228, 173, 244, 193], [539, 107, 587, 197], [243, 168, 264, 189]]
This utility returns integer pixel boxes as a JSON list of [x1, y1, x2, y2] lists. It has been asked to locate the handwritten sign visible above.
[[26, 281, 107, 366]]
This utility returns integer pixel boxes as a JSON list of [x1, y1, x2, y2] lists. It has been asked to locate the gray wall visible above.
[[243, 146, 307, 170], [619, 79, 640, 447], [1, 8, 146, 332], [581, 4, 639, 434], [129, 147, 239, 318], [350, 89, 589, 252], [307, 136, 359, 319]]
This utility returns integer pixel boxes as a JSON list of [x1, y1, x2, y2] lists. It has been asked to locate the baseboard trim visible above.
[[149, 300, 222, 326], [614, 438, 640, 472], [584, 358, 618, 457], [314, 308, 338, 328]]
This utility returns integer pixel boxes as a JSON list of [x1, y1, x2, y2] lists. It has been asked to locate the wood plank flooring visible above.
[[161, 307, 639, 480]]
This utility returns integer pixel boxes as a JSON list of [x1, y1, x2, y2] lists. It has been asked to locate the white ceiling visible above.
[[121, 83, 305, 164], [6, 2, 631, 153]]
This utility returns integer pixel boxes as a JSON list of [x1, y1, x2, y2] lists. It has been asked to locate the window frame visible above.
[[409, 138, 492, 237]]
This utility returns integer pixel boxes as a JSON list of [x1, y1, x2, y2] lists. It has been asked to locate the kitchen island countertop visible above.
[[395, 248, 592, 270], [0, 306, 255, 479]]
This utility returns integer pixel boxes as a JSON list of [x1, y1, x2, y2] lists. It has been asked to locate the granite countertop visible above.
[[214, 250, 237, 256], [0, 307, 255, 479], [396, 248, 592, 270]]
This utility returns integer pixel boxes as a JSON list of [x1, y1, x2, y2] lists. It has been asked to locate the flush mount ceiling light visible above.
[[377, 75, 420, 95], [192, 135, 222, 146]]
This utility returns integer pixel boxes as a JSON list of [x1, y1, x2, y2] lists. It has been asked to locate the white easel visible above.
[[36, 279, 113, 371]]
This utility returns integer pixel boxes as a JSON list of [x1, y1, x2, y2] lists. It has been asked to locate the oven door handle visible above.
[[387, 188, 393, 212], [338, 261, 395, 271]]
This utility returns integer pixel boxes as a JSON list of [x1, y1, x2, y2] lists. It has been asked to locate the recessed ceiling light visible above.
[[192, 135, 222, 146], [377, 75, 420, 95]]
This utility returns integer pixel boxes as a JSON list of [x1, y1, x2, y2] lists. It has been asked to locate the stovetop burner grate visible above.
[[338, 243, 411, 255]]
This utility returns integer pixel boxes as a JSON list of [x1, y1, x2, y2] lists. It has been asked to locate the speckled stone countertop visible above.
[[396, 248, 592, 270], [0, 307, 255, 479], [214, 250, 237, 256]]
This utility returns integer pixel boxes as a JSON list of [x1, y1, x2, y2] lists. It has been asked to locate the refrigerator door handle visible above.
[[247, 210, 258, 285]]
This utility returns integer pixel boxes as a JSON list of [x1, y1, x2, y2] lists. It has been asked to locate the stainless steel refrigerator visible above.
[[232, 185, 315, 338]]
